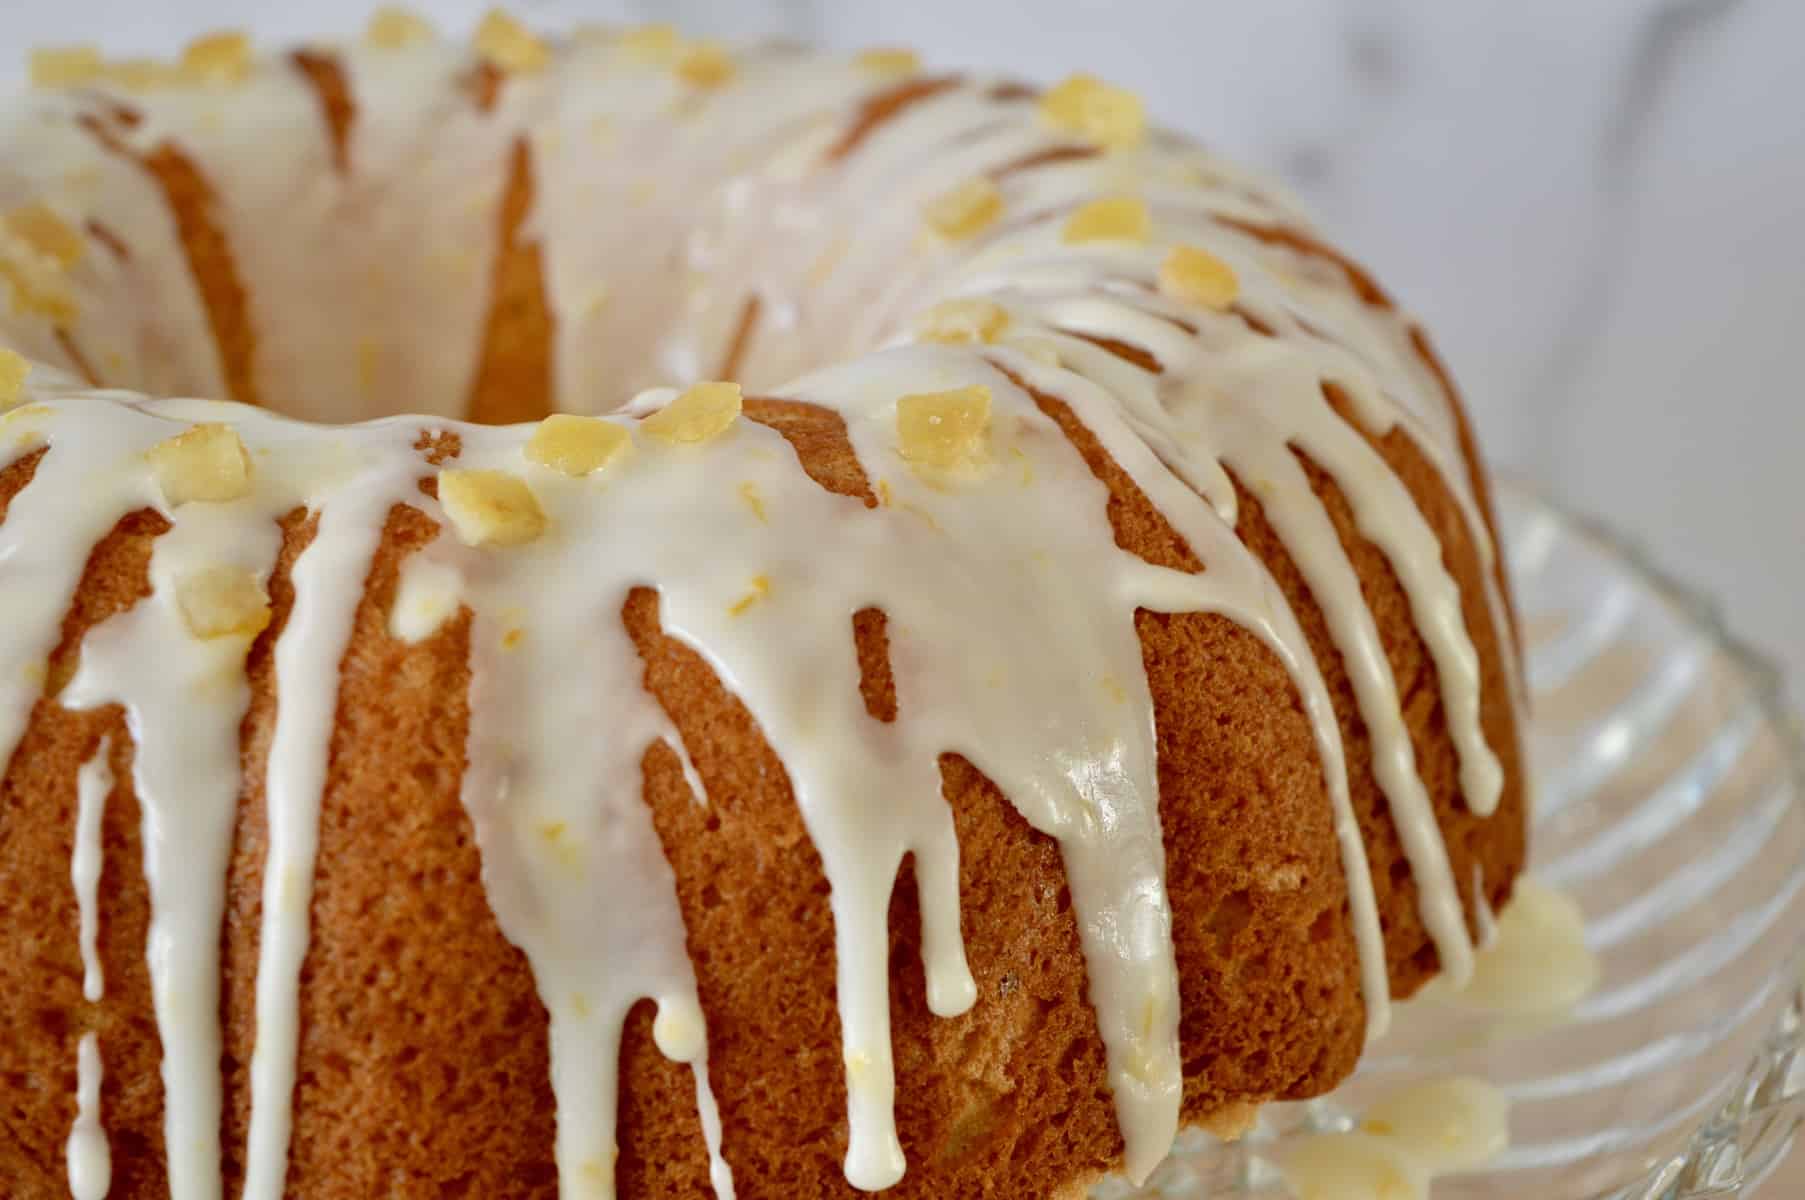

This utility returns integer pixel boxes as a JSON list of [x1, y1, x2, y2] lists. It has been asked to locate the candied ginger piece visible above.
[[367, 8, 436, 49], [147, 424, 253, 506], [855, 48, 920, 77], [30, 46, 103, 89], [5, 204, 85, 267], [177, 567, 271, 640], [180, 31, 253, 85], [1063, 195, 1151, 244], [0, 349, 28, 409], [526, 414, 632, 477], [1159, 244, 1239, 310], [104, 57, 183, 91], [642, 381, 742, 444], [917, 298, 1010, 345], [676, 41, 735, 88], [0, 249, 77, 320], [923, 178, 1003, 240], [476, 9, 550, 73], [439, 469, 547, 547], [1039, 74, 1145, 150], [897, 385, 991, 469]]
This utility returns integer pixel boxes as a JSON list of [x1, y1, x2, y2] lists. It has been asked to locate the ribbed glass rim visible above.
[[1490, 478, 1805, 1198]]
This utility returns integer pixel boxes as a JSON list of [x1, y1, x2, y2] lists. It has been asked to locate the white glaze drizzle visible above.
[[917, 267, 1499, 985], [0, 28, 1523, 1200], [997, 348, 1392, 1039], [72, 736, 112, 1003], [67, 1032, 111, 1200], [241, 420, 427, 1200], [43, 392, 269, 1199], [1474, 864, 1501, 951], [400, 453, 736, 1199]]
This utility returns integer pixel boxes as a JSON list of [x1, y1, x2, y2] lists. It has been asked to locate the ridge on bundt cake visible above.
[[0, 13, 1525, 1199]]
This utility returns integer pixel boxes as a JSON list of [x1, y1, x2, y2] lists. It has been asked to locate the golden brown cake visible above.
[[0, 14, 1526, 1200]]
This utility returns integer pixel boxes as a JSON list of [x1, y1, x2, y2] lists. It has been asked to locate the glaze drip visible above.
[[67, 1032, 111, 1200], [72, 737, 112, 1004]]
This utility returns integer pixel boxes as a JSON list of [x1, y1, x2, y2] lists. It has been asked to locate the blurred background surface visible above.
[[6, 0, 1801, 706]]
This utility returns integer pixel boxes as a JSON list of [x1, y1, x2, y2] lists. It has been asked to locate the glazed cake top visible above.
[[0, 14, 1518, 1199]]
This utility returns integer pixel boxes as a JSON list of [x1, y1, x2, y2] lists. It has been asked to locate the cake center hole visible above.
[[56, 126, 892, 427]]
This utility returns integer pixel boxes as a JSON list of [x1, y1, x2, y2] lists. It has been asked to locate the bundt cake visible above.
[[0, 13, 1527, 1199]]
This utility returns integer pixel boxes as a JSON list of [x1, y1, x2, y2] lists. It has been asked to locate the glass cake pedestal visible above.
[[1099, 480, 1805, 1199]]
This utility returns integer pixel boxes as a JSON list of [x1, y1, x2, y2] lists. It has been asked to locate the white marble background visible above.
[[8, 0, 1804, 707]]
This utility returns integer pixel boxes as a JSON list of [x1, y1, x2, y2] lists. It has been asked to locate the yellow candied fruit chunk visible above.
[[180, 31, 253, 85], [5, 203, 85, 268], [0, 254, 75, 321], [917, 298, 1010, 345], [1062, 195, 1151, 244], [1039, 73, 1146, 150], [0, 255, 77, 321], [366, 7, 436, 49], [30, 46, 103, 89], [855, 48, 921, 77], [476, 9, 550, 74], [438, 468, 548, 548], [676, 41, 735, 88], [620, 24, 682, 62], [146, 424, 253, 506], [104, 57, 183, 92], [176, 566, 272, 641], [923, 178, 1003, 240], [1159, 243, 1239, 311], [897, 385, 991, 469], [642, 381, 742, 444], [525, 414, 633, 477], [0, 349, 29, 409]]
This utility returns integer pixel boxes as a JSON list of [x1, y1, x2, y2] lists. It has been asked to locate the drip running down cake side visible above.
[[0, 12, 1527, 1200]]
